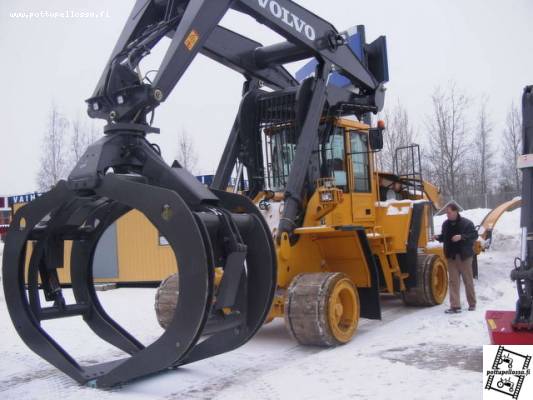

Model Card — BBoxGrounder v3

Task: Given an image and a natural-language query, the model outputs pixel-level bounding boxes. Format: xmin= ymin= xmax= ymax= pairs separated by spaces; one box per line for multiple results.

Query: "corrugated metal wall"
xmin=21 ymin=207 xmax=177 ymax=284
xmin=115 ymin=210 xmax=177 ymax=282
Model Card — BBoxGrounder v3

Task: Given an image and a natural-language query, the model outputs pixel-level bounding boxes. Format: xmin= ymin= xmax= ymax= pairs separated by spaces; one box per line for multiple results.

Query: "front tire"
xmin=284 ymin=272 xmax=360 ymax=346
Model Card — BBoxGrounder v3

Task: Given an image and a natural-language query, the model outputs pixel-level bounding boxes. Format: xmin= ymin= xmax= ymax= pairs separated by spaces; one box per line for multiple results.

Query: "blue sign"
xmin=8 ymin=192 xmax=42 ymax=206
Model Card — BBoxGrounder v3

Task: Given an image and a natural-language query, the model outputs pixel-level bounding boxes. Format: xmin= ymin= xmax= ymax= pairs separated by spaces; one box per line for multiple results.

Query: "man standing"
xmin=434 ymin=203 xmax=478 ymax=313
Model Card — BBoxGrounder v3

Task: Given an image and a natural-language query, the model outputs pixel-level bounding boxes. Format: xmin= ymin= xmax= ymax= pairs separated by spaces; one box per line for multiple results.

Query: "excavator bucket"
xmin=2 ymin=135 xmax=276 ymax=387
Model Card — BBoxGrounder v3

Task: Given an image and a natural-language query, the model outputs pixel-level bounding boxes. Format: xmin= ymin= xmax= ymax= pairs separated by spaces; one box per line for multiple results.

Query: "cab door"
xmin=347 ymin=129 xmax=376 ymax=225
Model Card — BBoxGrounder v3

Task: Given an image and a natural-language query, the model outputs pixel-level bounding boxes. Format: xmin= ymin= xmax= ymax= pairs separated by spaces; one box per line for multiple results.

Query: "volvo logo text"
xmin=258 ymin=0 xmax=316 ymax=41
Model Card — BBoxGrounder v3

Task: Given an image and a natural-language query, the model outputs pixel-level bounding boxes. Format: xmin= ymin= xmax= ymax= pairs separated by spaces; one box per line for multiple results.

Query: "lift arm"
xmin=234 ymin=0 xmax=377 ymax=89
xmin=199 ymin=26 xmax=299 ymax=90
xmin=86 ymin=0 xmax=385 ymax=127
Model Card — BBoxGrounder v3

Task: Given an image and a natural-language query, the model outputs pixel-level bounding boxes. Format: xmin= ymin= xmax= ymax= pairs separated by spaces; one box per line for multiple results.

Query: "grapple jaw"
xmin=2 ymin=133 xmax=276 ymax=387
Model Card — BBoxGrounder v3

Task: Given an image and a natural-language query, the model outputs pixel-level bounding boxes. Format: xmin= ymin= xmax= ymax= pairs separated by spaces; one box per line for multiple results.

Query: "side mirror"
xmin=369 ymin=127 xmax=384 ymax=151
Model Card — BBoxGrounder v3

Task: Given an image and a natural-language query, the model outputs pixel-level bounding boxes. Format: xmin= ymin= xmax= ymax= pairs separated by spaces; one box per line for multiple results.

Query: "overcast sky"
xmin=0 ymin=0 xmax=532 ymax=194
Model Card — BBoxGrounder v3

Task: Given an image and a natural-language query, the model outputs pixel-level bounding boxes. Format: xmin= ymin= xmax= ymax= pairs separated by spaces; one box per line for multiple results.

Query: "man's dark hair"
xmin=446 ymin=203 xmax=460 ymax=212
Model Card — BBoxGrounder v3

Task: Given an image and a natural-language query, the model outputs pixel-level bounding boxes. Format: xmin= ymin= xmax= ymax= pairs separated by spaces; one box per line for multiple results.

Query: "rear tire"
xmin=154 ymin=273 xmax=179 ymax=329
xmin=284 ymin=272 xmax=360 ymax=346
xmin=402 ymin=254 xmax=448 ymax=306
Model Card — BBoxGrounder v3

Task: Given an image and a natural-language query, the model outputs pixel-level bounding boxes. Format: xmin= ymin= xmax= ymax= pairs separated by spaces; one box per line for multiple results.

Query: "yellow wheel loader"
xmin=156 ymin=117 xmax=449 ymax=346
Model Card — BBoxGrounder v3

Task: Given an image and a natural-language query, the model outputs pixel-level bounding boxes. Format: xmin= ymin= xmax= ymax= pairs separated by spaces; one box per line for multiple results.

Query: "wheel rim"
xmin=327 ymin=278 xmax=359 ymax=343
xmin=431 ymin=257 xmax=448 ymax=304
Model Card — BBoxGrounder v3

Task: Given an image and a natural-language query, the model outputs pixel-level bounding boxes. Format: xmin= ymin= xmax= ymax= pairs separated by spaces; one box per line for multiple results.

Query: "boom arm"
xmin=86 ymin=0 xmax=386 ymax=127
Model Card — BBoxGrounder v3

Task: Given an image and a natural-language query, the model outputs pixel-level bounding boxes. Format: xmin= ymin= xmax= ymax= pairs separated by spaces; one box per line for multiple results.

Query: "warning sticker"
xmin=184 ymin=29 xmax=200 ymax=51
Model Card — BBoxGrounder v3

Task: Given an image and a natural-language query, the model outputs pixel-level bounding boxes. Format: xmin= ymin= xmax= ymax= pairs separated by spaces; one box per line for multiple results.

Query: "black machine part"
xmin=84 ymin=0 xmax=388 ymax=243
xmin=511 ymin=85 xmax=533 ymax=329
xmin=2 ymin=0 xmax=389 ymax=388
xmin=87 ymin=0 xmax=386 ymax=126
xmin=2 ymin=144 xmax=277 ymax=387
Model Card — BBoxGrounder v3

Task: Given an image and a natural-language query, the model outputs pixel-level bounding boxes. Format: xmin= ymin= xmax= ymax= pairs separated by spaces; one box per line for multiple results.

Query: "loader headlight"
xmin=320 ymin=191 xmax=334 ymax=202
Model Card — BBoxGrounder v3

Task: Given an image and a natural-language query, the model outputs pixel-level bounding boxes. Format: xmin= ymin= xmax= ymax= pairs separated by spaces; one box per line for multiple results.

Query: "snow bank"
xmin=489 ymin=208 xmax=521 ymax=251
xmin=433 ymin=208 xmax=522 ymax=252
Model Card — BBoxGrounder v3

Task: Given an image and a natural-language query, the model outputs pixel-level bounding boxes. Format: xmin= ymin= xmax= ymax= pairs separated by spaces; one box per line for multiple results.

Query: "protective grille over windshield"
xmin=259 ymin=92 xmax=297 ymax=191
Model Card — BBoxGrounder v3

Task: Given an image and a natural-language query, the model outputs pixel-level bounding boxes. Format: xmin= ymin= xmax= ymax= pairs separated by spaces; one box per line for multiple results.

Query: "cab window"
xmin=321 ymin=126 xmax=348 ymax=191
xmin=350 ymin=131 xmax=371 ymax=192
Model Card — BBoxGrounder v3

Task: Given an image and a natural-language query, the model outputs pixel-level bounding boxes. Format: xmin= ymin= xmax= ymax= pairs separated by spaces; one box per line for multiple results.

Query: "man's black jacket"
xmin=435 ymin=214 xmax=478 ymax=260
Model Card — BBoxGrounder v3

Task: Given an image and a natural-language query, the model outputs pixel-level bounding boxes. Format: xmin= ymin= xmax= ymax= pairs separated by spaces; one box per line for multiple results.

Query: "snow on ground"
xmin=0 ymin=209 xmax=523 ymax=399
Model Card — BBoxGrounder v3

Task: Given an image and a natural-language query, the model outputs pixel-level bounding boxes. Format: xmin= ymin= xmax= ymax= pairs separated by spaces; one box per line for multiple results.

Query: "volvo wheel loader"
xmin=157 ymin=120 xmax=449 ymax=346
xmin=2 ymin=0 xmax=447 ymax=387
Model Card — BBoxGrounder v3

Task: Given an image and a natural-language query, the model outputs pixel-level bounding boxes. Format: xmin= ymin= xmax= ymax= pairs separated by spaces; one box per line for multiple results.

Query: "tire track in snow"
xmin=163 ymin=297 xmax=422 ymax=399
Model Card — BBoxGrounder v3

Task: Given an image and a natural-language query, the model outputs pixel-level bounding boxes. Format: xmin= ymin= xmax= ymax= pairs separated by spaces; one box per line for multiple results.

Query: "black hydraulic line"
xmin=90 ymin=0 xmax=165 ymax=99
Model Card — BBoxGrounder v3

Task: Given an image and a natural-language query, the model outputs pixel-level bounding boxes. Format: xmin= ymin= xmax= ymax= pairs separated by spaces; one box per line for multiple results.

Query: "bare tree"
xmin=175 ymin=129 xmax=198 ymax=173
xmin=473 ymin=96 xmax=494 ymax=194
xmin=70 ymin=115 xmax=99 ymax=166
xmin=501 ymin=102 xmax=522 ymax=192
xmin=378 ymin=100 xmax=417 ymax=173
xmin=425 ymin=83 xmax=470 ymax=198
xmin=36 ymin=104 xmax=70 ymax=191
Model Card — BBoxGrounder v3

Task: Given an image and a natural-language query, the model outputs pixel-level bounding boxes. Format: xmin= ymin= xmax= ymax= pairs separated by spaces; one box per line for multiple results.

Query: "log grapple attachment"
xmin=2 ymin=132 xmax=276 ymax=387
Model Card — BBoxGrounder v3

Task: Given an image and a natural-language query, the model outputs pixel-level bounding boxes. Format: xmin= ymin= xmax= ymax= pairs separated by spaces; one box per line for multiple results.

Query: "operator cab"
xmin=261 ymin=118 xmax=382 ymax=225
xmin=263 ymin=118 xmax=374 ymax=196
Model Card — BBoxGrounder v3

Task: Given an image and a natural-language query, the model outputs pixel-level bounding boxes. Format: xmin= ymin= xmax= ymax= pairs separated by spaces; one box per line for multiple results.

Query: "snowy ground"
xmin=0 ymin=208 xmax=523 ymax=399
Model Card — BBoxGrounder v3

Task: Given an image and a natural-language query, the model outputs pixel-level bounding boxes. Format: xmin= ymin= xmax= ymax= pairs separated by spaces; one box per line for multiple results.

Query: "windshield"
xmin=264 ymin=123 xmax=355 ymax=193
xmin=321 ymin=126 xmax=348 ymax=191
